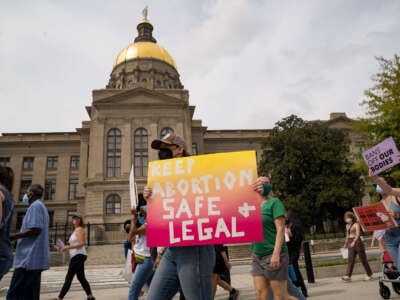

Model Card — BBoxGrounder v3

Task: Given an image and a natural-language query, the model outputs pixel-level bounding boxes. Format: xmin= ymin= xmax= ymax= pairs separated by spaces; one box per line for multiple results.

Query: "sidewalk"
xmin=0 ymin=263 xmax=393 ymax=299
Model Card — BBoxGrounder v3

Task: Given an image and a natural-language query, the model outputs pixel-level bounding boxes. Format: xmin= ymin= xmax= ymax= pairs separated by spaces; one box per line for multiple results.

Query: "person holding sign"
xmin=145 ymin=133 xmax=215 ymax=300
xmin=341 ymin=211 xmax=373 ymax=282
xmin=370 ymin=170 xmax=400 ymax=268
xmin=251 ymin=176 xmax=297 ymax=300
xmin=127 ymin=204 xmax=154 ymax=300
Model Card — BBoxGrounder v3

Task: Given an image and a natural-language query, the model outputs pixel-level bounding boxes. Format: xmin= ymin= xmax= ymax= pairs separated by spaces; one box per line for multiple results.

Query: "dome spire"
xmin=134 ymin=6 xmax=156 ymax=43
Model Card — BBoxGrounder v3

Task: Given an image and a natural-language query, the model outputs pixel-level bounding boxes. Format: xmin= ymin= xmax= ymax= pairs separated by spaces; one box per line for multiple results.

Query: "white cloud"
xmin=1 ymin=0 xmax=399 ymax=132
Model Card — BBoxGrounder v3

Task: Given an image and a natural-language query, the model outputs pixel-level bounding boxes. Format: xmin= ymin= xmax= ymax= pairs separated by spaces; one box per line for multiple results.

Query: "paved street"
xmin=0 ymin=263 xmax=396 ymax=299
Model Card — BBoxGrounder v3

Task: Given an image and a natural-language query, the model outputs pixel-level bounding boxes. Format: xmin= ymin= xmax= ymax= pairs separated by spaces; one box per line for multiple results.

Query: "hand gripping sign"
xmin=146 ymin=151 xmax=263 ymax=247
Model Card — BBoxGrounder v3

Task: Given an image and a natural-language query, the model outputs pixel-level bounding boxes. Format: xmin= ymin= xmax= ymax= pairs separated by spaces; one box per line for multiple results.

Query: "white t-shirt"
xmin=133 ymin=234 xmax=150 ymax=257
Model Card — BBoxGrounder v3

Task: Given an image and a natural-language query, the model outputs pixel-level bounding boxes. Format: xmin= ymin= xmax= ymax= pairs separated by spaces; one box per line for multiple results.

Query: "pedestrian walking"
xmin=341 ymin=211 xmax=373 ymax=282
xmin=56 ymin=214 xmax=95 ymax=300
xmin=370 ymin=170 xmax=400 ymax=269
xmin=7 ymin=184 xmax=50 ymax=300
xmin=212 ymin=244 xmax=239 ymax=299
xmin=145 ymin=132 xmax=215 ymax=300
xmin=0 ymin=166 xmax=14 ymax=281
xmin=251 ymin=175 xmax=297 ymax=300
xmin=128 ymin=204 xmax=154 ymax=300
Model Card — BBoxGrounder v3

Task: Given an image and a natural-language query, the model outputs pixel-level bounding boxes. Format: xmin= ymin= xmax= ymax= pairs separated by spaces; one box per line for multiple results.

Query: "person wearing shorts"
xmin=251 ymin=176 xmax=297 ymax=300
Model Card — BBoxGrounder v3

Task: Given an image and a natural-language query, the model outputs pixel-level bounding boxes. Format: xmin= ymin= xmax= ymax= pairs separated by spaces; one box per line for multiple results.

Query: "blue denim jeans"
xmin=7 ymin=268 xmax=42 ymax=300
xmin=128 ymin=256 xmax=154 ymax=300
xmin=385 ymin=227 xmax=400 ymax=268
xmin=124 ymin=240 xmax=132 ymax=259
xmin=147 ymin=245 xmax=215 ymax=300
xmin=0 ymin=256 xmax=12 ymax=281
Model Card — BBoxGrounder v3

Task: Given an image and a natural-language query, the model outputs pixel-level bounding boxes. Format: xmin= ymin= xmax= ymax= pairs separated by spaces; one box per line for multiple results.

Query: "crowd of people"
xmin=1 ymin=135 xmax=399 ymax=299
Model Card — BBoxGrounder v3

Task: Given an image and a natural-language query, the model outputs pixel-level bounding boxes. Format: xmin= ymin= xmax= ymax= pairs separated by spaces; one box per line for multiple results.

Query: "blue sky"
xmin=1 ymin=0 xmax=400 ymax=133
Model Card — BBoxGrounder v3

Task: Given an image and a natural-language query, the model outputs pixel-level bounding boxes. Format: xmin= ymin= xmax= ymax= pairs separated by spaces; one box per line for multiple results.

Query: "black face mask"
xmin=158 ymin=148 xmax=173 ymax=160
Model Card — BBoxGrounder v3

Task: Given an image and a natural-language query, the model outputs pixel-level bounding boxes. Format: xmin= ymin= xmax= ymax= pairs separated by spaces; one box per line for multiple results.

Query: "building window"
xmin=134 ymin=128 xmax=148 ymax=177
xmin=45 ymin=179 xmax=56 ymax=200
xmin=160 ymin=127 xmax=174 ymax=138
xmin=68 ymin=179 xmax=79 ymax=200
xmin=105 ymin=194 xmax=121 ymax=215
xmin=47 ymin=156 xmax=58 ymax=169
xmin=192 ymin=143 xmax=198 ymax=155
xmin=22 ymin=157 xmax=34 ymax=170
xmin=0 ymin=157 xmax=10 ymax=167
xmin=70 ymin=156 xmax=80 ymax=169
xmin=107 ymin=128 xmax=121 ymax=177
xmin=19 ymin=180 xmax=32 ymax=201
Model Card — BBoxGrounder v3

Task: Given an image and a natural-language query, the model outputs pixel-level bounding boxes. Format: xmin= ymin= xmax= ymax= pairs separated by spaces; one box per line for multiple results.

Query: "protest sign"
xmin=129 ymin=164 xmax=138 ymax=208
xmin=362 ymin=137 xmax=399 ymax=175
xmin=353 ymin=202 xmax=397 ymax=232
xmin=146 ymin=151 xmax=263 ymax=247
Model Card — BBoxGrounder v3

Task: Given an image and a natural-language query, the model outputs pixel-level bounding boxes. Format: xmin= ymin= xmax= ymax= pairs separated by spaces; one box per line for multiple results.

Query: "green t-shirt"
xmin=251 ymin=197 xmax=288 ymax=256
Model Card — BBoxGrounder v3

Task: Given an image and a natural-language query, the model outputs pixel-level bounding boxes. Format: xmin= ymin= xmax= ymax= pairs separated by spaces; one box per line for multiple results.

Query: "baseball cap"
xmin=72 ymin=214 xmax=82 ymax=220
xmin=151 ymin=132 xmax=190 ymax=155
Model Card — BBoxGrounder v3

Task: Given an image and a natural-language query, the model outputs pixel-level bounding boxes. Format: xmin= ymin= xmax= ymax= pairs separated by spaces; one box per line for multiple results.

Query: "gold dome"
xmin=113 ymin=41 xmax=177 ymax=70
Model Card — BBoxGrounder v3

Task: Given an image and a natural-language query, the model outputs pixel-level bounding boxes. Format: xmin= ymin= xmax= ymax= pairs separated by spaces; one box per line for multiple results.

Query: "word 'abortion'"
xmin=151 ymin=169 xmax=254 ymax=197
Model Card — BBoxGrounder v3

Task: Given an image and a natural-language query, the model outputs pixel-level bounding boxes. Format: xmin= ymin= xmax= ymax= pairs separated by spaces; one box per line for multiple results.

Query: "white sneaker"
xmin=342 ymin=276 xmax=351 ymax=282
xmin=364 ymin=275 xmax=373 ymax=281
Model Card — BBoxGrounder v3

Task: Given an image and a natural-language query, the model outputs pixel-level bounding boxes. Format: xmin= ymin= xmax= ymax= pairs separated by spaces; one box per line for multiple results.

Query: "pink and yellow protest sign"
xmin=146 ymin=151 xmax=263 ymax=247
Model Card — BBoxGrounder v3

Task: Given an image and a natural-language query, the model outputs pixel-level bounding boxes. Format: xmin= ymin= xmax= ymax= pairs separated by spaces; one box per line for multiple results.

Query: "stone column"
xmin=32 ymin=156 xmax=46 ymax=188
xmin=148 ymin=122 xmax=158 ymax=162
xmin=56 ymin=155 xmax=70 ymax=202
xmin=78 ymin=133 xmax=89 ymax=198
xmin=88 ymin=119 xmax=105 ymax=179
xmin=121 ymin=121 xmax=132 ymax=176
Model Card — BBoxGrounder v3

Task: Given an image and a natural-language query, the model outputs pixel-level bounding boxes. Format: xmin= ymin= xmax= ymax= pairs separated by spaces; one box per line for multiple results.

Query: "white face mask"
xmin=345 ymin=218 xmax=353 ymax=224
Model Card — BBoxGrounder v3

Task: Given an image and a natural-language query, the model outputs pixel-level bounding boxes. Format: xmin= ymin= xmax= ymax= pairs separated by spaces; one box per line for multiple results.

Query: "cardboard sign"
xmin=353 ymin=202 xmax=397 ymax=232
xmin=146 ymin=151 xmax=263 ymax=247
xmin=362 ymin=137 xmax=399 ymax=175
xmin=129 ymin=164 xmax=138 ymax=208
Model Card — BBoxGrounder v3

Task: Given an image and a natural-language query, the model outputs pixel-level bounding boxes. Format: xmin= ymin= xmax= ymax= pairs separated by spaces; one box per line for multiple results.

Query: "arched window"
xmin=134 ymin=128 xmax=148 ymax=177
xmin=160 ymin=127 xmax=174 ymax=138
xmin=105 ymin=194 xmax=121 ymax=215
xmin=106 ymin=128 xmax=121 ymax=177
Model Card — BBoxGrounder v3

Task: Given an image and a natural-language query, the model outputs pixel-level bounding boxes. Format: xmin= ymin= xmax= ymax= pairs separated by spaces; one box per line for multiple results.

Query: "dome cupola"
xmin=107 ymin=7 xmax=182 ymax=90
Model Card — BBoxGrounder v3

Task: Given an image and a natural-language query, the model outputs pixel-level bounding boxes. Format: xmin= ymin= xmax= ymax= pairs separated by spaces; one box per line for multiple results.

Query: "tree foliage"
xmin=259 ymin=115 xmax=363 ymax=230
xmin=356 ymin=54 xmax=400 ymax=179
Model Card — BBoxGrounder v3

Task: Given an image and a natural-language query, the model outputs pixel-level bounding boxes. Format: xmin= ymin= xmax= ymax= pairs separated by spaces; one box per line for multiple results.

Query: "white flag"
xmin=129 ymin=164 xmax=138 ymax=208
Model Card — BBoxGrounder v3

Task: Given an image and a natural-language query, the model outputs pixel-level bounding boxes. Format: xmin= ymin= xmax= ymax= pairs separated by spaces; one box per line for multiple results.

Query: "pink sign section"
xmin=146 ymin=151 xmax=264 ymax=247
xmin=362 ymin=137 xmax=399 ymax=175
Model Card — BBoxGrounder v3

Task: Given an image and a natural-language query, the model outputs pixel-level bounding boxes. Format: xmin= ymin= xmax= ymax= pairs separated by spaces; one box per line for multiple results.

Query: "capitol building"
xmin=0 ymin=15 xmax=359 ymax=230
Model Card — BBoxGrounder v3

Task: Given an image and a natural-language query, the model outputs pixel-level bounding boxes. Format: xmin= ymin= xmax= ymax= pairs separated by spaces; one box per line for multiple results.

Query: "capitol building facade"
xmin=0 ymin=16 xmax=359 ymax=230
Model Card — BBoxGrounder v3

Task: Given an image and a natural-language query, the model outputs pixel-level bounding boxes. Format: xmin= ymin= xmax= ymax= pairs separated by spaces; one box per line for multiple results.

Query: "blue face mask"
xmin=22 ymin=194 xmax=30 ymax=205
xmin=138 ymin=216 xmax=146 ymax=225
xmin=376 ymin=185 xmax=384 ymax=194
xmin=138 ymin=205 xmax=147 ymax=225
xmin=262 ymin=184 xmax=272 ymax=196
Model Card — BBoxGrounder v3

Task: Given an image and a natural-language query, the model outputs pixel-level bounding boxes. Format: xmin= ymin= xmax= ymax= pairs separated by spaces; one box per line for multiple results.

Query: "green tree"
xmin=356 ymin=54 xmax=400 ymax=180
xmin=259 ymin=115 xmax=363 ymax=231
xmin=359 ymin=55 xmax=400 ymax=144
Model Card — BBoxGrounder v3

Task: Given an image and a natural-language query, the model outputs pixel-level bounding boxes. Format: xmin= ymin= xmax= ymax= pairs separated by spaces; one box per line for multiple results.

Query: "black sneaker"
xmin=229 ymin=288 xmax=240 ymax=300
